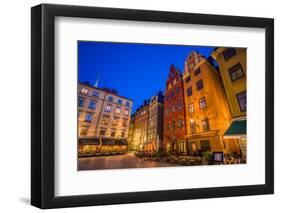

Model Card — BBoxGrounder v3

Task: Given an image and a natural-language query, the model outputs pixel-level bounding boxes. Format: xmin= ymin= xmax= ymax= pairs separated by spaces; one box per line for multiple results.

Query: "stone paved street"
xmin=78 ymin=152 xmax=176 ymax=170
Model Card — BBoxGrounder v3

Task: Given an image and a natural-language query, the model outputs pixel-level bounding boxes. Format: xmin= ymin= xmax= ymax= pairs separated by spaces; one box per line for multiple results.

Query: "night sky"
xmin=78 ymin=41 xmax=214 ymax=113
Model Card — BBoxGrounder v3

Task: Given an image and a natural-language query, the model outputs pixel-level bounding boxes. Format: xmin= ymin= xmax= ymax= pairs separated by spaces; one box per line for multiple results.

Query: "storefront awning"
xmin=79 ymin=138 xmax=128 ymax=146
xmin=79 ymin=138 xmax=100 ymax=145
xmin=224 ymin=120 xmax=246 ymax=136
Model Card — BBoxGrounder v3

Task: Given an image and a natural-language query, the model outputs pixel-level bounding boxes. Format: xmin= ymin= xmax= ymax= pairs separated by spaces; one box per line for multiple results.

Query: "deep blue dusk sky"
xmin=78 ymin=41 xmax=214 ymax=113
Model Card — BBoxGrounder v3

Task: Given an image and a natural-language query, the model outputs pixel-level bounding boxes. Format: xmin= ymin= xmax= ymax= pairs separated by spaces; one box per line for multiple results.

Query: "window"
xmin=178 ymin=119 xmax=183 ymax=128
xmin=122 ymin=118 xmax=128 ymax=127
xmin=195 ymin=68 xmax=200 ymax=76
xmin=79 ymin=98 xmax=84 ymax=107
xmin=175 ymin=86 xmax=179 ymax=93
xmin=113 ymin=117 xmax=119 ymax=126
xmin=101 ymin=115 xmax=110 ymax=125
xmin=187 ymin=87 xmax=192 ymax=97
xmin=88 ymin=101 xmax=96 ymax=109
xmin=80 ymin=129 xmax=88 ymax=136
xmin=108 ymin=96 xmax=114 ymax=102
xmin=172 ymin=120 xmax=176 ymax=130
xmin=200 ymin=140 xmax=211 ymax=152
xmin=173 ymin=79 xmax=177 ymax=85
xmin=236 ymin=91 xmax=246 ymax=112
xmin=121 ymin=132 xmax=125 ymax=138
xmin=196 ymin=79 xmax=203 ymax=91
xmin=202 ymin=118 xmax=210 ymax=131
xmin=92 ymin=91 xmax=99 ymax=97
xmin=171 ymin=91 xmax=175 ymax=97
xmin=111 ymin=131 xmax=116 ymax=137
xmin=99 ymin=129 xmax=106 ymax=136
xmin=223 ymin=48 xmax=236 ymax=60
xmin=199 ymin=97 xmax=207 ymax=109
xmin=125 ymin=101 xmax=130 ymax=107
xmin=188 ymin=103 xmax=194 ymax=114
xmin=185 ymin=75 xmax=191 ymax=83
xmin=104 ymin=104 xmax=112 ymax=112
xmin=228 ymin=63 xmax=245 ymax=82
xmin=141 ymin=110 xmax=146 ymax=116
xmin=117 ymin=99 xmax=122 ymax=105
xmin=84 ymin=114 xmax=92 ymax=122
xmin=172 ymin=104 xmax=175 ymax=112
xmin=80 ymin=88 xmax=88 ymax=95
xmin=177 ymin=101 xmax=183 ymax=110
xmin=190 ymin=121 xmax=196 ymax=134
xmin=189 ymin=63 xmax=194 ymax=69
xmin=124 ymin=108 xmax=129 ymax=115
xmin=115 ymin=106 xmax=121 ymax=114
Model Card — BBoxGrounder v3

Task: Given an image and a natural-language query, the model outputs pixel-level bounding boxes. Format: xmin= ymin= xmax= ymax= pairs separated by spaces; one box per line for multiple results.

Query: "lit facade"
xmin=130 ymin=101 xmax=150 ymax=151
xmin=147 ymin=93 xmax=164 ymax=152
xmin=212 ymin=48 xmax=247 ymax=158
xmin=78 ymin=82 xmax=133 ymax=155
xmin=128 ymin=92 xmax=164 ymax=152
xmin=182 ymin=52 xmax=238 ymax=155
xmin=163 ymin=65 xmax=186 ymax=154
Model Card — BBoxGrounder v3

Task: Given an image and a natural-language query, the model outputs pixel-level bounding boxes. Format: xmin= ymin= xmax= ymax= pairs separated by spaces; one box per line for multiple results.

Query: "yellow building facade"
xmin=212 ymin=48 xmax=247 ymax=158
xmin=182 ymin=52 xmax=240 ymax=155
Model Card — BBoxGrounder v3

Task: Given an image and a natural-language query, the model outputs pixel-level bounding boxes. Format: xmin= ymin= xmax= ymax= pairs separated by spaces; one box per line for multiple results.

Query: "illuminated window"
xmin=105 ymin=104 xmax=112 ymax=112
xmin=115 ymin=106 xmax=121 ymax=114
xmin=80 ymin=88 xmax=88 ymax=95
xmin=172 ymin=104 xmax=175 ymax=112
xmin=190 ymin=121 xmax=196 ymax=134
xmin=202 ymin=118 xmax=210 ymax=131
xmin=199 ymin=97 xmax=207 ymax=109
xmin=101 ymin=115 xmax=110 ymax=125
xmin=88 ymin=101 xmax=96 ymax=109
xmin=196 ymin=79 xmax=203 ymax=91
xmin=84 ymin=114 xmax=92 ymax=122
xmin=113 ymin=117 xmax=119 ymax=125
xmin=236 ymin=91 xmax=246 ymax=112
xmin=223 ymin=48 xmax=236 ymax=60
xmin=124 ymin=108 xmax=129 ymax=115
xmin=122 ymin=118 xmax=128 ymax=127
xmin=187 ymin=87 xmax=192 ymax=96
xmin=121 ymin=132 xmax=125 ymax=138
xmin=188 ymin=103 xmax=194 ymax=114
xmin=228 ymin=63 xmax=245 ymax=82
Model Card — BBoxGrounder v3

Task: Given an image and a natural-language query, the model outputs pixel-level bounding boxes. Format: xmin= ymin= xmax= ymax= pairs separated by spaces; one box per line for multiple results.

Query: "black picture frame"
xmin=31 ymin=3 xmax=274 ymax=209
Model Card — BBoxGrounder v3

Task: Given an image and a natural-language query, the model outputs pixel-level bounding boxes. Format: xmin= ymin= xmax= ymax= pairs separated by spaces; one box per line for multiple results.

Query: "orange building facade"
xmin=182 ymin=52 xmax=240 ymax=155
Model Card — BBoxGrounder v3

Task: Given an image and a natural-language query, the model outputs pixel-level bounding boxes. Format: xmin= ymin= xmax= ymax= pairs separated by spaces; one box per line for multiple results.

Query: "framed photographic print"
xmin=31 ymin=4 xmax=274 ymax=209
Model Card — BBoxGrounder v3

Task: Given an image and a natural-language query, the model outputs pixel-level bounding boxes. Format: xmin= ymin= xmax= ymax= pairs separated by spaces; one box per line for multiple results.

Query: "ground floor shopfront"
xmin=78 ymin=137 xmax=128 ymax=156
xmin=164 ymin=131 xmax=242 ymax=156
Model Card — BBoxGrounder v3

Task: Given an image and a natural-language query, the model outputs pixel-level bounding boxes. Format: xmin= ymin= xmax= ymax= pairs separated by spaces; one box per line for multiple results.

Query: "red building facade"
xmin=163 ymin=65 xmax=187 ymax=154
